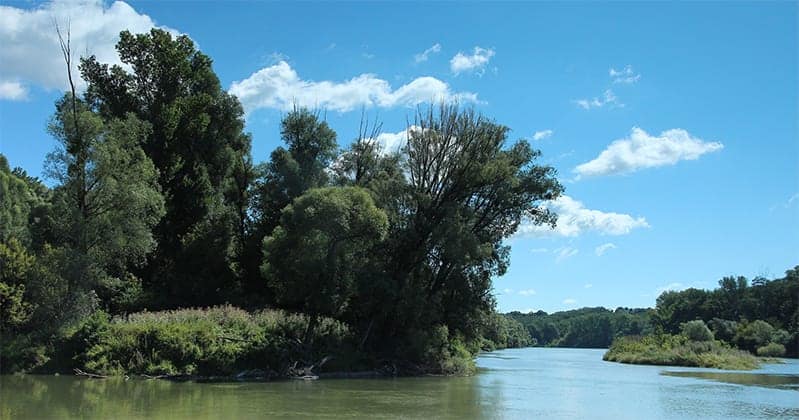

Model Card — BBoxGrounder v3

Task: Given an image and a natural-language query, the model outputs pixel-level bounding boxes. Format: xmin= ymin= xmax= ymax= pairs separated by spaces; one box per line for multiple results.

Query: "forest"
xmin=0 ymin=29 xmax=563 ymax=377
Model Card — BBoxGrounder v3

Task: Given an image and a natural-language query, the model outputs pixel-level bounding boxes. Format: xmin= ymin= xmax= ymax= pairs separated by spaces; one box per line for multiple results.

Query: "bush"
xmin=603 ymin=334 xmax=759 ymax=370
xmin=756 ymin=342 xmax=786 ymax=357
xmin=66 ymin=306 xmax=356 ymax=376
xmin=681 ymin=320 xmax=714 ymax=342
xmin=734 ymin=320 xmax=775 ymax=352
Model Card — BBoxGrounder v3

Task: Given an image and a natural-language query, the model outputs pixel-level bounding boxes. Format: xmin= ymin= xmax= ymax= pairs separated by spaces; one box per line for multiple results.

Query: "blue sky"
xmin=1 ymin=1 xmax=797 ymax=313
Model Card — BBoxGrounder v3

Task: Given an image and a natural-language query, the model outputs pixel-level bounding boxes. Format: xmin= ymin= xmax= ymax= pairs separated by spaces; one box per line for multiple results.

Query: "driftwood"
xmin=73 ymin=368 xmax=108 ymax=379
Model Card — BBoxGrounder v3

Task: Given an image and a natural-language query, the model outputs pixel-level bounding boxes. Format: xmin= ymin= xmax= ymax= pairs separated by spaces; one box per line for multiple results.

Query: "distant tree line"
xmin=0 ymin=29 xmax=563 ymax=374
xmin=506 ymin=307 xmax=652 ymax=348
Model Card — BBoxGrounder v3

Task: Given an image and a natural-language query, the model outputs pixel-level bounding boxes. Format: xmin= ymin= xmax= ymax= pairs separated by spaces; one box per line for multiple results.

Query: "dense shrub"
xmin=756 ymin=342 xmax=786 ymax=357
xmin=681 ymin=320 xmax=714 ymax=342
xmin=603 ymin=334 xmax=759 ymax=370
xmin=66 ymin=306 xmax=355 ymax=376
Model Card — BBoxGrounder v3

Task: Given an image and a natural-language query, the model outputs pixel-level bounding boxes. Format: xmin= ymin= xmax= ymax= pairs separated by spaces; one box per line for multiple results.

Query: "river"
xmin=1 ymin=348 xmax=797 ymax=419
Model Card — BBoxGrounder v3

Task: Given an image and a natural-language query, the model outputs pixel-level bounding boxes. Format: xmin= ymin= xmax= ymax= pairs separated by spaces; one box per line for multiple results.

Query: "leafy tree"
xmin=262 ymin=187 xmax=388 ymax=338
xmin=356 ymin=105 xmax=564 ymax=358
xmin=245 ymin=108 xmax=338 ymax=300
xmin=734 ymin=320 xmax=775 ymax=352
xmin=681 ymin=320 xmax=714 ymax=342
xmin=45 ymin=94 xmax=165 ymax=313
xmin=80 ymin=28 xmax=251 ymax=306
xmin=0 ymin=238 xmax=35 ymax=333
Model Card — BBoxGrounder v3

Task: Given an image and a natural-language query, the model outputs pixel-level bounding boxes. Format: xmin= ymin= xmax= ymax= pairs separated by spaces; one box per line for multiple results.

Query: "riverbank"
xmin=3 ymin=305 xmax=490 ymax=378
xmin=602 ymin=334 xmax=760 ymax=370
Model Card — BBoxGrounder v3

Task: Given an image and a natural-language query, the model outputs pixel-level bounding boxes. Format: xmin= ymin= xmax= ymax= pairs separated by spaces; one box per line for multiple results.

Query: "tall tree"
xmin=340 ymin=105 xmax=563 ymax=358
xmin=244 ymin=108 xmax=338 ymax=300
xmin=45 ymin=94 xmax=165 ymax=313
xmin=79 ymin=29 xmax=252 ymax=306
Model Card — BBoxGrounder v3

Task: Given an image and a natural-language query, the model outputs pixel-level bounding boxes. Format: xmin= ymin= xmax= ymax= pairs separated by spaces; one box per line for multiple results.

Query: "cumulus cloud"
xmin=555 ymin=247 xmax=579 ymax=263
xmin=414 ymin=43 xmax=441 ymax=63
xmin=574 ymin=127 xmax=723 ymax=177
xmin=450 ymin=46 xmax=495 ymax=75
xmin=595 ymin=242 xmax=617 ymax=256
xmin=584 ymin=283 xmax=593 ymax=289
xmin=0 ymin=80 xmax=27 ymax=101
xmin=0 ymin=0 xmax=176 ymax=93
xmin=515 ymin=195 xmax=649 ymax=238
xmin=609 ymin=65 xmax=640 ymax=84
xmin=369 ymin=125 xmax=424 ymax=155
xmin=574 ymin=89 xmax=622 ymax=110
xmin=563 ymin=298 xmax=578 ymax=306
xmin=533 ymin=129 xmax=553 ymax=141
xmin=501 ymin=288 xmax=514 ymax=295
xmin=518 ymin=289 xmax=537 ymax=296
xmin=229 ymin=61 xmax=477 ymax=114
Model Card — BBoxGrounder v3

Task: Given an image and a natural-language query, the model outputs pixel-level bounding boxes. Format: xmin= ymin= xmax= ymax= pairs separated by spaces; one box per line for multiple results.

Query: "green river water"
xmin=1 ymin=348 xmax=797 ymax=419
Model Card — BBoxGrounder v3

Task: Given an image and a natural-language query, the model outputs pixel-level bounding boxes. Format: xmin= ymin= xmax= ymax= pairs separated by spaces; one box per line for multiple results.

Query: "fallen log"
xmin=73 ymin=368 xmax=108 ymax=379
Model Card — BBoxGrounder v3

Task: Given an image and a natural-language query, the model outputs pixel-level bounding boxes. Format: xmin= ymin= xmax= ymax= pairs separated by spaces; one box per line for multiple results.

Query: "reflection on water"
xmin=661 ymin=370 xmax=799 ymax=391
xmin=1 ymin=348 xmax=798 ymax=419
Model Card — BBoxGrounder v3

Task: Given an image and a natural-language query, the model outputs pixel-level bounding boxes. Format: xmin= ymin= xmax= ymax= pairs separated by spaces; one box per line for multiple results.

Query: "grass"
xmin=603 ymin=334 xmax=760 ymax=370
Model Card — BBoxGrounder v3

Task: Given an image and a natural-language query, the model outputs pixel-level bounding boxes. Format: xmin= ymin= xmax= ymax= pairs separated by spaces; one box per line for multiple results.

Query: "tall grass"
xmin=65 ymin=305 xmax=355 ymax=377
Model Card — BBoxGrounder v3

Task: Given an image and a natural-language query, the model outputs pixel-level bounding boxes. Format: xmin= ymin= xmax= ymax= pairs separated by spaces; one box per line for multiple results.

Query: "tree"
xmin=350 ymin=105 xmax=563 ymax=358
xmin=245 ymin=108 xmax=338 ymax=299
xmin=80 ymin=28 xmax=251 ymax=306
xmin=681 ymin=320 xmax=714 ymax=342
xmin=261 ymin=187 xmax=387 ymax=339
xmin=44 ymin=94 xmax=165 ymax=312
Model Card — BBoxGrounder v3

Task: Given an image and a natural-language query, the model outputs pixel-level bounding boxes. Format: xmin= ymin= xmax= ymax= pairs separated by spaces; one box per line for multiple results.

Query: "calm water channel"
xmin=1 ymin=348 xmax=797 ymax=419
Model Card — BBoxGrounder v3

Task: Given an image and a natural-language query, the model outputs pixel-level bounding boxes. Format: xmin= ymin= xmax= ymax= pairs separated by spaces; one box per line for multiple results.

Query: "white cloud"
xmin=595 ymin=242 xmax=617 ymax=256
xmin=450 ymin=46 xmax=495 ymax=75
xmin=501 ymin=288 xmax=514 ymax=295
xmin=0 ymin=0 xmax=177 ymax=93
xmin=365 ymin=125 xmax=425 ymax=155
xmin=574 ymin=127 xmax=723 ymax=177
xmin=533 ymin=129 xmax=553 ymax=141
xmin=414 ymin=43 xmax=441 ymax=63
xmin=654 ymin=282 xmax=687 ymax=297
xmin=0 ymin=80 xmax=27 ymax=101
xmin=515 ymin=195 xmax=649 ymax=238
xmin=609 ymin=65 xmax=641 ymax=84
xmin=518 ymin=289 xmax=537 ymax=296
xmin=574 ymin=89 xmax=622 ymax=110
xmin=584 ymin=283 xmax=593 ymax=289
xmin=229 ymin=61 xmax=478 ymax=114
xmin=555 ymin=246 xmax=579 ymax=263
xmin=563 ymin=298 xmax=578 ymax=306
xmin=530 ymin=247 xmax=549 ymax=254
xmin=787 ymin=193 xmax=799 ymax=207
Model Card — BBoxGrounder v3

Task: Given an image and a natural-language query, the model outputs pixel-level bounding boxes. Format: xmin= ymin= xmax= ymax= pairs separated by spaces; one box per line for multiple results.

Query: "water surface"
xmin=1 ymin=348 xmax=797 ymax=419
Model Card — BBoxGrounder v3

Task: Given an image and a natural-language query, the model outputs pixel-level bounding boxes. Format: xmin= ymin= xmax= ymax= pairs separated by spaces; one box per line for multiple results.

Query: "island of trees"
xmin=1 ymin=28 xmax=795 ymax=378
xmin=0 ymin=29 xmax=563 ymax=378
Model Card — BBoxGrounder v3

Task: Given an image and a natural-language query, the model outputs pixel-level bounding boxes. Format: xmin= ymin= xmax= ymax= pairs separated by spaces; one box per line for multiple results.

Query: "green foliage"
xmin=480 ymin=313 xmax=534 ymax=350
xmin=262 ymin=187 xmax=388 ymax=322
xmin=0 ymin=238 xmax=35 ymax=332
xmin=67 ymin=306 xmax=354 ymax=376
xmin=651 ymin=267 xmax=799 ymax=357
xmin=245 ymin=108 xmax=338 ymax=301
xmin=756 ymin=342 xmax=786 ymax=357
xmin=733 ymin=320 xmax=776 ymax=353
xmin=507 ymin=307 xmax=652 ymax=348
xmin=80 ymin=28 xmax=252 ymax=307
xmin=681 ymin=320 xmax=714 ymax=342
xmin=44 ymin=95 xmax=164 ymax=313
xmin=603 ymin=334 xmax=759 ymax=370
